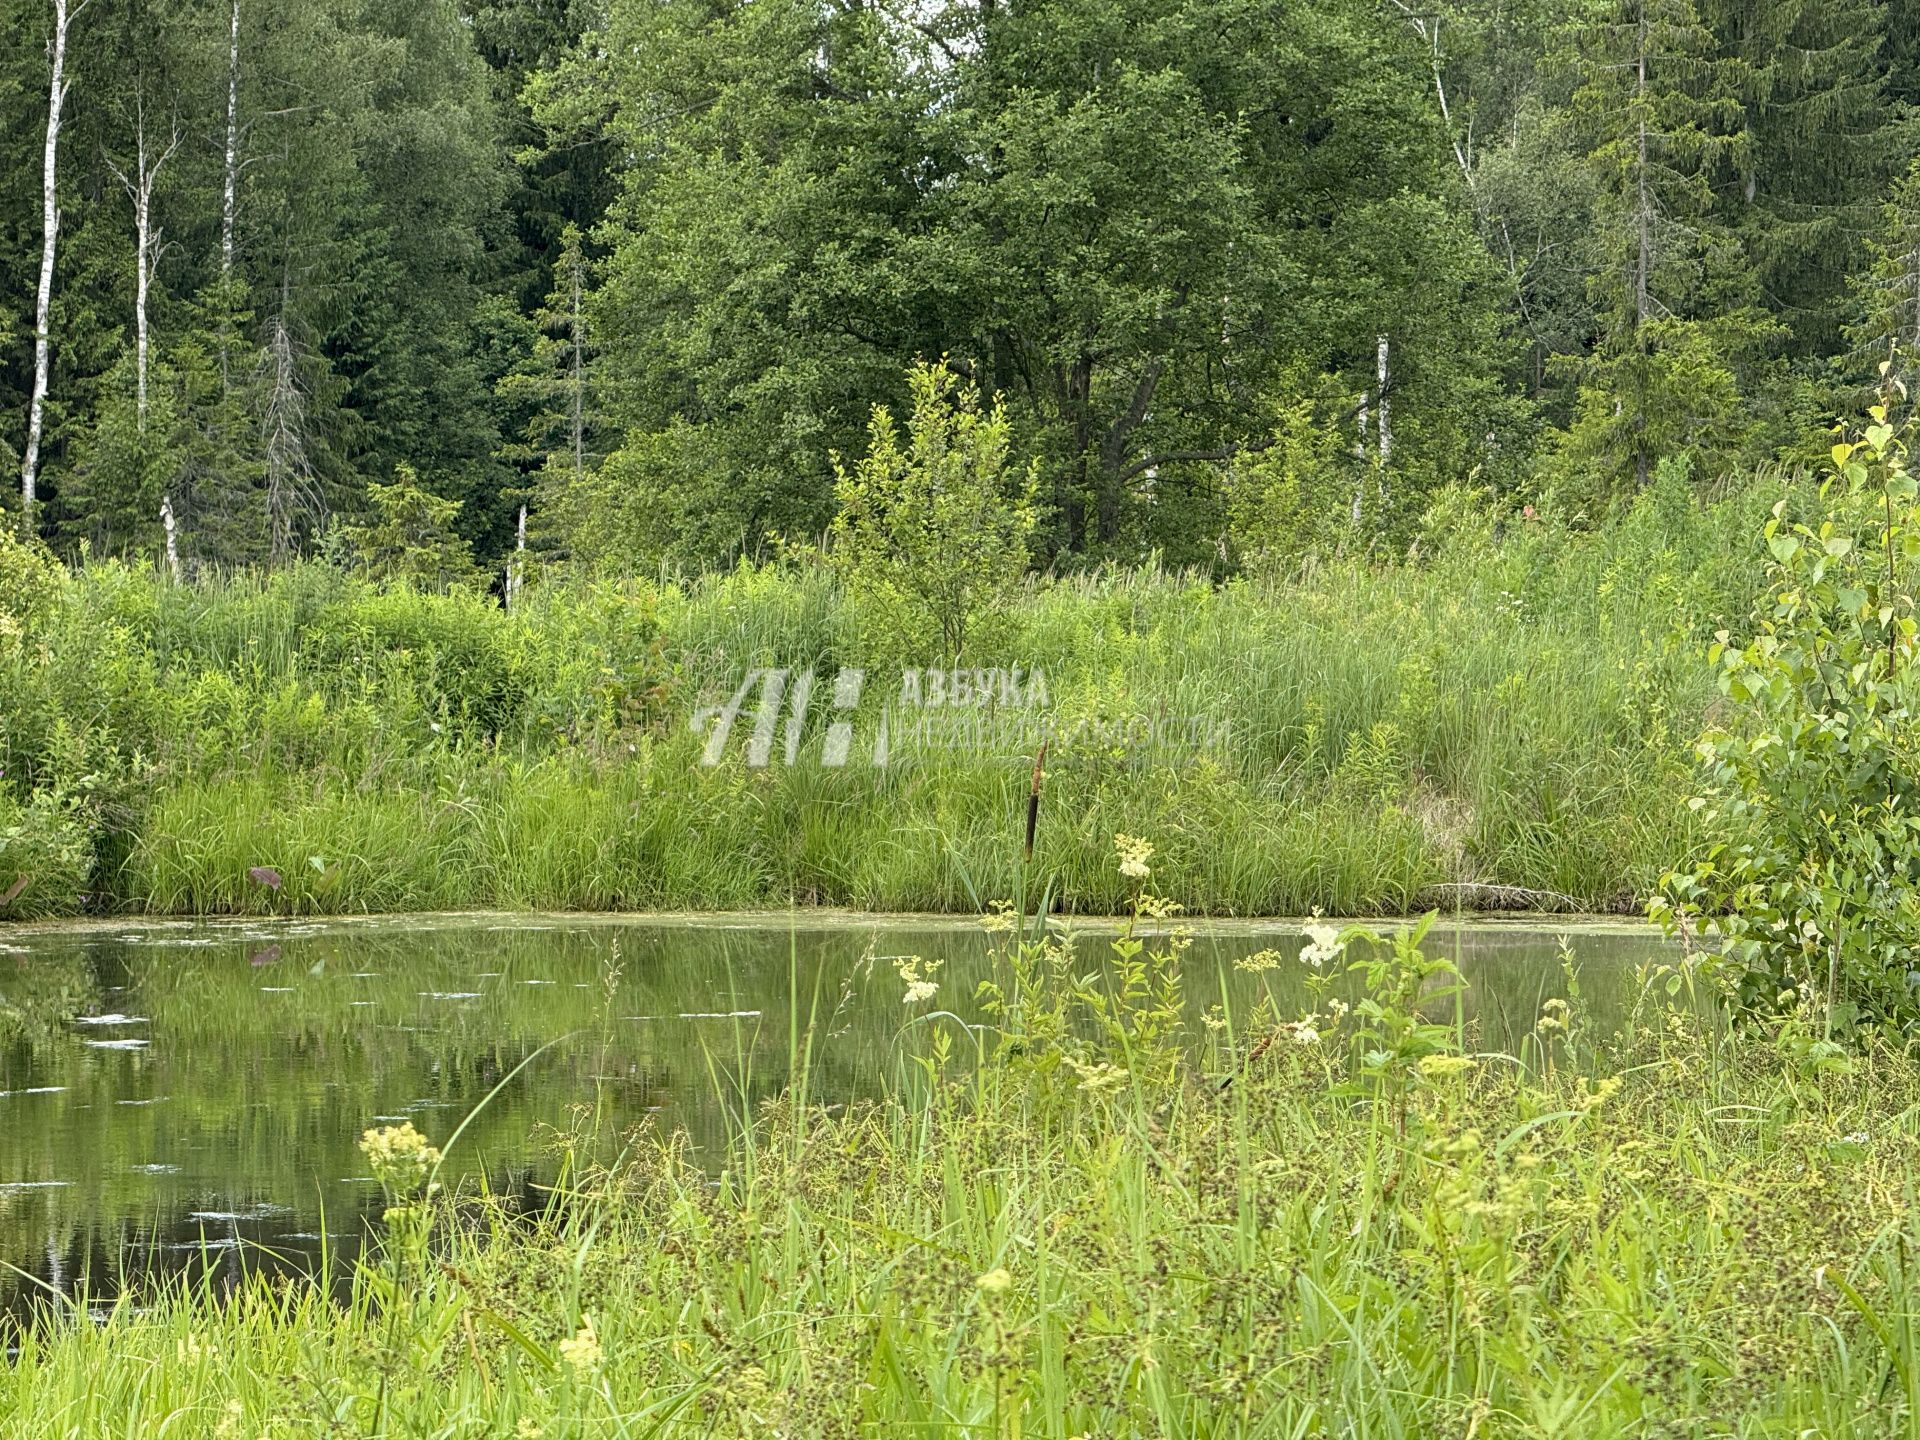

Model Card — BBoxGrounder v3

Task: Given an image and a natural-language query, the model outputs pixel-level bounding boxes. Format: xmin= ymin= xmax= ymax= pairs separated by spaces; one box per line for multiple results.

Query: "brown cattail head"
xmin=1024 ymin=741 xmax=1047 ymax=862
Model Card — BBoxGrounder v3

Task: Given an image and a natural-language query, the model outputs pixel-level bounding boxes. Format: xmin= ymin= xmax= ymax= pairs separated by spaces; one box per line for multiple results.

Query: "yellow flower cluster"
xmin=893 ymin=953 xmax=942 ymax=1005
xmin=359 ymin=1121 xmax=442 ymax=1199
xmin=558 ymin=1316 xmax=603 ymax=1374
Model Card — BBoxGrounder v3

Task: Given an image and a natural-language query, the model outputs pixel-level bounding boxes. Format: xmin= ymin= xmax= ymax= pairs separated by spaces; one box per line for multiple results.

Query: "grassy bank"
xmin=4 ymin=912 xmax=1918 ymax=1435
xmin=0 ymin=474 xmax=1770 ymax=920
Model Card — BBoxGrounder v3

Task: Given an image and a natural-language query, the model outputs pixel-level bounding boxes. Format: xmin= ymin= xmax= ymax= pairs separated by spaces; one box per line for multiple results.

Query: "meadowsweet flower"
xmin=892 ymin=954 xmax=941 ymax=1005
xmin=359 ymin=1121 xmax=441 ymax=1199
xmin=975 ymin=1267 xmax=1012 ymax=1294
xmin=1418 ymin=1054 xmax=1476 ymax=1079
xmin=1234 ymin=948 xmax=1283 ymax=973
xmin=1279 ymin=1019 xmax=1321 ymax=1046
xmin=1299 ymin=911 xmax=1345 ymax=969
xmin=1113 ymin=833 xmax=1154 ymax=882
xmin=1066 ymin=1056 xmax=1130 ymax=1093
xmin=981 ymin=899 xmax=1018 ymax=935
xmin=559 ymin=1316 xmax=603 ymax=1374
xmin=515 ymin=1420 xmax=543 ymax=1439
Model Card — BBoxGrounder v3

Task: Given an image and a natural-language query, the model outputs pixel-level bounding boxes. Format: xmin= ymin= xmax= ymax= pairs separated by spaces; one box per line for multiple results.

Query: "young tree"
xmin=829 ymin=362 xmax=1039 ymax=657
xmin=497 ymin=224 xmax=599 ymax=514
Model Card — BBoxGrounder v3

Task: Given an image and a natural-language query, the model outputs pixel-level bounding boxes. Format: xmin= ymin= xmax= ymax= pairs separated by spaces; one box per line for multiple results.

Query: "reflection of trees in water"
xmin=0 ymin=946 xmax=100 ymax=1054
xmin=0 ymin=918 xmax=1679 ymax=1317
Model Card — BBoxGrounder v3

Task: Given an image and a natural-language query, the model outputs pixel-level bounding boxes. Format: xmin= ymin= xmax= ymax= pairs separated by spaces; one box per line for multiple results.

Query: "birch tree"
xmin=21 ymin=0 xmax=87 ymax=513
xmin=105 ymin=90 xmax=179 ymax=432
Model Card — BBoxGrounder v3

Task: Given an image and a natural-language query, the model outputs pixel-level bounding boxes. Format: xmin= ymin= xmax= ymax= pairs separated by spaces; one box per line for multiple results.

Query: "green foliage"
xmin=829 ymin=363 xmax=1039 ymax=658
xmin=338 ymin=466 xmax=483 ymax=592
xmin=1223 ymin=379 xmax=1358 ymax=566
xmin=1655 ymin=394 xmax=1920 ymax=1028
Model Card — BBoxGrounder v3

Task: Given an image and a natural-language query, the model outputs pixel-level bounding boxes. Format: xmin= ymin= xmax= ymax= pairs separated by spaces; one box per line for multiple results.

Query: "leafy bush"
xmin=829 ymin=361 xmax=1039 ymax=658
xmin=1654 ymin=396 xmax=1920 ymax=1029
xmin=0 ymin=787 xmax=94 ymax=918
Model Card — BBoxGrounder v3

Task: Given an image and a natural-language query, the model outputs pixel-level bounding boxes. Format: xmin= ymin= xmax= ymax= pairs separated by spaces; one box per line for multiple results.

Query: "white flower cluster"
xmin=893 ymin=953 xmax=942 ymax=1005
xmin=1113 ymin=833 xmax=1154 ymax=882
xmin=1300 ymin=913 xmax=1346 ymax=969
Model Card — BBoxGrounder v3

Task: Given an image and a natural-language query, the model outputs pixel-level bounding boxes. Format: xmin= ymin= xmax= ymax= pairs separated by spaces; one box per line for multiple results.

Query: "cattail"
xmin=1024 ymin=741 xmax=1047 ymax=861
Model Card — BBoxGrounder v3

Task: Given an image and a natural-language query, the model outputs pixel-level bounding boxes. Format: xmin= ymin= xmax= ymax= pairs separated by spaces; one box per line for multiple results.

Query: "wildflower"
xmin=1113 ymin=833 xmax=1154 ymax=882
xmin=892 ymin=954 xmax=941 ymax=1005
xmin=1066 ymin=1056 xmax=1130 ymax=1093
xmin=975 ymin=1267 xmax=1012 ymax=1294
xmin=1279 ymin=1019 xmax=1321 ymax=1046
xmin=359 ymin=1121 xmax=441 ymax=1199
xmin=981 ymin=899 xmax=1018 ymax=935
xmin=558 ymin=1315 xmax=603 ymax=1374
xmin=1234 ymin=948 xmax=1282 ymax=973
xmin=1418 ymin=1054 xmax=1476 ymax=1079
xmin=1576 ymin=1075 xmax=1623 ymax=1111
xmin=1843 ymin=1130 xmax=1870 ymax=1146
xmin=1299 ymin=911 xmax=1345 ymax=969
xmin=516 ymin=1421 xmax=543 ymax=1439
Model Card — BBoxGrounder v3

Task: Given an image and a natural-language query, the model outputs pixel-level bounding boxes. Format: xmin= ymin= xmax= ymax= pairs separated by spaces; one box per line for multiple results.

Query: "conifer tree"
xmin=1553 ymin=0 xmax=1774 ymax=489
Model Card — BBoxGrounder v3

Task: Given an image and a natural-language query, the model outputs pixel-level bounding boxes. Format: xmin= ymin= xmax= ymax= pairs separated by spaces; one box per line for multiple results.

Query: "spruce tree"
xmin=1553 ymin=0 xmax=1775 ymax=490
xmin=1700 ymin=0 xmax=1911 ymax=358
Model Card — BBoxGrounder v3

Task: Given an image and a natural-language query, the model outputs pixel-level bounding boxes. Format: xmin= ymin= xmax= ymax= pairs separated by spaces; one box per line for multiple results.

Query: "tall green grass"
xmin=0 ymin=473 xmax=1775 ymax=918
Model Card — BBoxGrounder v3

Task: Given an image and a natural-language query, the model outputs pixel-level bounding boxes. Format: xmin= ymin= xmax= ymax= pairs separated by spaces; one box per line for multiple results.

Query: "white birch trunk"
xmin=111 ymin=99 xmax=178 ymax=433
xmin=1375 ymin=335 xmax=1391 ymax=466
xmin=23 ymin=0 xmax=82 ymax=512
xmin=569 ymin=253 xmax=586 ymax=486
xmin=160 ymin=493 xmax=179 ymax=581
xmin=221 ymin=0 xmax=239 ymax=279
xmin=506 ymin=502 xmax=527 ymax=608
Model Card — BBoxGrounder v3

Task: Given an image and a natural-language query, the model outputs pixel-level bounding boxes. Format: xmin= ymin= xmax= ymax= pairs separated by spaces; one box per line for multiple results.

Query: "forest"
xmin=5 ymin=0 xmax=1920 ymax=574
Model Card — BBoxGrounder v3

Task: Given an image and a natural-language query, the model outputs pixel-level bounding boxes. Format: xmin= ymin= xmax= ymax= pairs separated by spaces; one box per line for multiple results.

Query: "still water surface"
xmin=0 ymin=911 xmax=1675 ymax=1319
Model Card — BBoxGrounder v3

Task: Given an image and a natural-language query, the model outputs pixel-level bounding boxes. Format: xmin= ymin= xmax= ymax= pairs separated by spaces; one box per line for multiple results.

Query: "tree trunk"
xmin=222 ymin=0 xmax=240 ymax=280
xmin=23 ymin=0 xmax=81 ymax=513
xmin=1375 ymin=335 xmax=1392 ymax=466
xmin=1633 ymin=7 xmax=1651 ymax=490
xmin=110 ymin=95 xmax=179 ymax=433
xmin=160 ymin=493 xmax=180 ymax=581
xmin=569 ymin=251 xmax=585 ymax=486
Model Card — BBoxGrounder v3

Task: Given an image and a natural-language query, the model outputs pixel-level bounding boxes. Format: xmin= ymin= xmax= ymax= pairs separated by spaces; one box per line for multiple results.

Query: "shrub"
xmin=829 ymin=361 xmax=1039 ymax=658
xmin=1654 ymin=393 xmax=1920 ymax=1030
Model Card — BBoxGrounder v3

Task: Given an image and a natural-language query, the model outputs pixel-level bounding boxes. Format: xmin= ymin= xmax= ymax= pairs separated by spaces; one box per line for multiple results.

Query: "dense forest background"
xmin=5 ymin=0 xmax=1920 ymax=577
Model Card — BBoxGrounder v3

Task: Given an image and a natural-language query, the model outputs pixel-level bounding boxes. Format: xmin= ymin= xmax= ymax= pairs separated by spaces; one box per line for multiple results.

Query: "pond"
xmin=0 ymin=911 xmax=1678 ymax=1322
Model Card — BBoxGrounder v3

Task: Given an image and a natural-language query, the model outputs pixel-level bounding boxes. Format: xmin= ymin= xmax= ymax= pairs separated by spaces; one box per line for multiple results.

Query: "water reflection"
xmin=0 ymin=912 xmax=1676 ymax=1320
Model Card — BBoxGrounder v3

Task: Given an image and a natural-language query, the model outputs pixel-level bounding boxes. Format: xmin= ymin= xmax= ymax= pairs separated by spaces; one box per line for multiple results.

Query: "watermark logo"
xmin=693 ymin=663 xmax=1227 ymax=768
